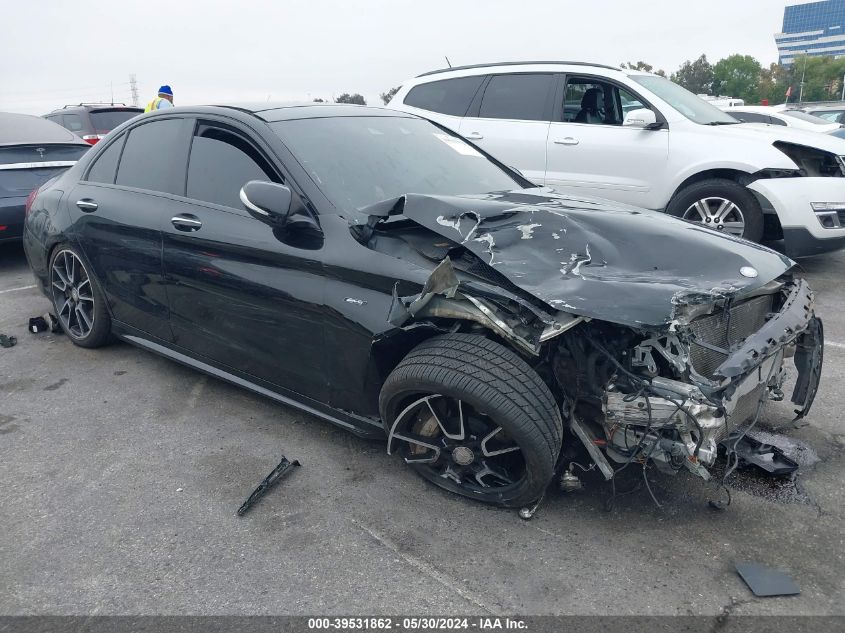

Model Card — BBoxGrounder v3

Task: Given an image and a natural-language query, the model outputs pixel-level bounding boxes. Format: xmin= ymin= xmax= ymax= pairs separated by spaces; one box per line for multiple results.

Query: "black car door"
xmin=161 ymin=118 xmax=328 ymax=402
xmin=68 ymin=116 xmax=193 ymax=341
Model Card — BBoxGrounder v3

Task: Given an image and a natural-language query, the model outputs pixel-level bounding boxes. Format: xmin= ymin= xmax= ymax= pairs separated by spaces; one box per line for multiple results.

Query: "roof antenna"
xmin=445 ymin=56 xmax=452 ymax=68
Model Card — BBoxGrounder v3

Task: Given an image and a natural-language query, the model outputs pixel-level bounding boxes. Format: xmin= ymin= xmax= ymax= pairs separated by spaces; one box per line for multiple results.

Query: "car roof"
xmin=0 ymin=111 xmax=88 ymax=146
xmin=415 ymin=60 xmax=622 ymax=78
xmin=207 ymin=102 xmax=417 ymax=122
xmin=46 ymin=104 xmax=143 ymax=114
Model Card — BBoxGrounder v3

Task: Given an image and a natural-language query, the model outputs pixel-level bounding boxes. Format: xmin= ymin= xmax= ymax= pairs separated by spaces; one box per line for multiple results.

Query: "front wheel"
xmin=379 ymin=333 xmax=563 ymax=507
xmin=666 ymin=178 xmax=764 ymax=243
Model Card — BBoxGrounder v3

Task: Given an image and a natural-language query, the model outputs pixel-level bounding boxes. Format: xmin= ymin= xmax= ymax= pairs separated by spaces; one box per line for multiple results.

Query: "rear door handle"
xmin=76 ymin=199 xmax=98 ymax=212
xmin=465 ymin=132 xmax=483 ymax=140
xmin=171 ymin=214 xmax=202 ymax=231
xmin=553 ymin=137 xmax=580 ymax=145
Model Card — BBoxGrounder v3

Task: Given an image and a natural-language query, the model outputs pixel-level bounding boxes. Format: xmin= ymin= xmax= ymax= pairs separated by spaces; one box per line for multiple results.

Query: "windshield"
xmin=629 ymin=75 xmax=739 ymax=125
xmin=783 ymin=109 xmax=835 ymax=125
xmin=272 ymin=116 xmax=521 ymax=212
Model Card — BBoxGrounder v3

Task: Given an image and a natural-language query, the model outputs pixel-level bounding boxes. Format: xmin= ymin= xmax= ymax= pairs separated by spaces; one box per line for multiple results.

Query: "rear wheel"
xmin=666 ymin=178 xmax=764 ymax=243
xmin=49 ymin=245 xmax=111 ymax=348
xmin=379 ymin=333 xmax=562 ymax=507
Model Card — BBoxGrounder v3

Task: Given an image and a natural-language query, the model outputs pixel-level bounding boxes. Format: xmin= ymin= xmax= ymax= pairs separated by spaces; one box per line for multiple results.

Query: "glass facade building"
xmin=776 ymin=0 xmax=845 ymax=65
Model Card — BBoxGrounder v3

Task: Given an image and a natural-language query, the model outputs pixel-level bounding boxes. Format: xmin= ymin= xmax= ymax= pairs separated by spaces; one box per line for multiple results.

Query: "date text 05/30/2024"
xmin=307 ymin=617 xmax=528 ymax=630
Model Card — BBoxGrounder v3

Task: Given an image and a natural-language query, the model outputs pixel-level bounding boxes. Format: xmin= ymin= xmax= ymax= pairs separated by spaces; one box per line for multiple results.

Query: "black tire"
xmin=379 ymin=333 xmax=562 ymax=508
xmin=48 ymin=244 xmax=112 ymax=348
xmin=666 ymin=178 xmax=764 ymax=243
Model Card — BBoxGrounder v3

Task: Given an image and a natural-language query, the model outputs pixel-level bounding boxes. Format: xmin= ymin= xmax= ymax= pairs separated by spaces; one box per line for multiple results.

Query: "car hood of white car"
xmin=711 ymin=122 xmax=845 ymax=153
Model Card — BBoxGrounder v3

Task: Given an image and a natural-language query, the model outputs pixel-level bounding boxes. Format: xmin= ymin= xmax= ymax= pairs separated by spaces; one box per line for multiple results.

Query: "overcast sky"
xmin=2 ymin=0 xmax=790 ymax=114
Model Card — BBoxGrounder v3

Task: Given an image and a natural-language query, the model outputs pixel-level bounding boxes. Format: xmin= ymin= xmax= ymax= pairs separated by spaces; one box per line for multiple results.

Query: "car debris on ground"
xmin=237 ymin=456 xmax=301 ymax=516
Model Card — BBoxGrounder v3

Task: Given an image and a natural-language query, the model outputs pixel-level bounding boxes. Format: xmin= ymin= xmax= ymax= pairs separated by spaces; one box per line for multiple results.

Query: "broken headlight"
xmin=773 ymin=141 xmax=845 ymax=177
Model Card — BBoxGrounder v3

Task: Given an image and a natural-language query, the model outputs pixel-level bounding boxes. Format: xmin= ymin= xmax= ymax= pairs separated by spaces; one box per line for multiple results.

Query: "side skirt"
xmin=113 ymin=324 xmax=385 ymax=440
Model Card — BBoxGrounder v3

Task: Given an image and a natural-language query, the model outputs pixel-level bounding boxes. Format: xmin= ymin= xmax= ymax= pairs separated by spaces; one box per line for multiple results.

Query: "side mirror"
xmin=623 ymin=108 xmax=658 ymax=129
xmin=240 ymin=180 xmax=292 ymax=226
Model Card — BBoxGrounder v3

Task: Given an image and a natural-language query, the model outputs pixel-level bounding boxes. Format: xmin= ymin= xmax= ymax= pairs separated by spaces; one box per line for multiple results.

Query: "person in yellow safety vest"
xmin=144 ymin=85 xmax=174 ymax=112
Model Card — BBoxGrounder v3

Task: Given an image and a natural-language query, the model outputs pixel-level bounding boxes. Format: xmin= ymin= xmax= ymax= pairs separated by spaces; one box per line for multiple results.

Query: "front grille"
xmin=688 ymin=295 xmax=774 ymax=378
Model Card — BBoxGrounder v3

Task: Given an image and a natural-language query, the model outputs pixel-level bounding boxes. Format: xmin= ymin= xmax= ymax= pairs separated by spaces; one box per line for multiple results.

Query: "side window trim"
xmin=555 ymin=73 xmax=668 ymax=127
xmin=473 ymin=72 xmax=556 ymax=122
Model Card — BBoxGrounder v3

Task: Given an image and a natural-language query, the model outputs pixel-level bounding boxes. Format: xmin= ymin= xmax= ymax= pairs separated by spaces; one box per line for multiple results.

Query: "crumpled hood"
xmin=707 ymin=121 xmax=845 ymax=154
xmin=384 ymin=189 xmax=793 ymax=328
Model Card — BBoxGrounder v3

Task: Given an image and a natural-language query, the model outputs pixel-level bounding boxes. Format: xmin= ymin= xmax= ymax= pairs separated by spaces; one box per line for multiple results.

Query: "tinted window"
xmin=115 ymin=119 xmax=186 ymax=193
xmin=769 ymin=116 xmax=787 ymax=126
xmin=63 ymin=114 xmax=84 ymax=131
xmin=730 ymin=111 xmax=770 ymax=124
xmin=478 ymin=74 xmax=553 ymax=121
xmin=271 ymin=116 xmax=520 ymax=212
xmin=187 ymin=125 xmax=275 ymax=209
xmin=87 ymin=134 xmax=124 ymax=184
xmin=90 ymin=109 xmax=142 ymax=132
xmin=403 ymin=76 xmax=485 ymax=116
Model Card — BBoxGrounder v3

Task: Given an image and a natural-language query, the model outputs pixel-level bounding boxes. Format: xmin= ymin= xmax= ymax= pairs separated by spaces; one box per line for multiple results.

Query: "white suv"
xmin=388 ymin=61 xmax=845 ymax=257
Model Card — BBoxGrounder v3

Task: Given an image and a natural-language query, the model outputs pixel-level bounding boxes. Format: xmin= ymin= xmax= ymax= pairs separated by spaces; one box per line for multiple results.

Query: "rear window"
xmin=478 ymin=74 xmax=554 ymax=122
xmin=90 ymin=109 xmax=142 ymax=133
xmin=115 ymin=119 xmax=188 ymax=194
xmin=403 ymin=76 xmax=485 ymax=116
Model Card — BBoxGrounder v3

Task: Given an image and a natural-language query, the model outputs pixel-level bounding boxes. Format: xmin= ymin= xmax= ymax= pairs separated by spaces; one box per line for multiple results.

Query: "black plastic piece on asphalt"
xmin=237 ymin=456 xmax=301 ymax=516
xmin=735 ymin=562 xmax=800 ymax=597
xmin=29 ymin=313 xmax=61 ymax=334
xmin=0 ymin=334 xmax=17 ymax=348
xmin=720 ymin=433 xmax=800 ymax=476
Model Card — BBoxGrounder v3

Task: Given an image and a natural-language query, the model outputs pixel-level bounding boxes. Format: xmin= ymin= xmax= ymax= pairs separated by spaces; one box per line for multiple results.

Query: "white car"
xmin=388 ymin=61 xmax=845 ymax=257
xmin=723 ymin=105 xmax=842 ymax=134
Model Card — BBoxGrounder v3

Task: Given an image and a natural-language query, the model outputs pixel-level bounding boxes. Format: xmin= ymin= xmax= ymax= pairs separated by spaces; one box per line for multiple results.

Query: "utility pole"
xmin=129 ymin=74 xmax=139 ymax=107
xmin=841 ymin=73 xmax=844 ymax=101
xmin=798 ymin=53 xmax=808 ymax=104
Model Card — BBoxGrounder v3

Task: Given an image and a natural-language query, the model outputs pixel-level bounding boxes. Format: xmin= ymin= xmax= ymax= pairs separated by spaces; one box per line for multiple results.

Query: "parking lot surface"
xmin=1 ymin=242 xmax=844 ymax=616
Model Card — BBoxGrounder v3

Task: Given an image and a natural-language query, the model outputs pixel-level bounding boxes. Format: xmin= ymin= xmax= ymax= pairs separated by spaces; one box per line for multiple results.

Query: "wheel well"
xmin=666 ymin=169 xmax=752 ymax=209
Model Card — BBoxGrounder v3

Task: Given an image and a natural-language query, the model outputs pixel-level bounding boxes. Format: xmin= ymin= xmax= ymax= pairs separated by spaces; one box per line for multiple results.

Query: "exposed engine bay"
xmin=360 ymin=189 xmax=824 ymax=492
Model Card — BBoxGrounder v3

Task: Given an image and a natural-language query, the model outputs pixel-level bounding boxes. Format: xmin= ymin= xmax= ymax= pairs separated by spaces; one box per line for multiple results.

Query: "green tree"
xmin=620 ymin=61 xmax=666 ymax=77
xmin=380 ymin=86 xmax=400 ymax=105
xmin=335 ymin=93 xmax=367 ymax=105
xmin=791 ymin=55 xmax=845 ymax=102
xmin=712 ymin=54 xmax=763 ymax=102
xmin=670 ymin=55 xmax=714 ymax=95
xmin=312 ymin=98 xmax=325 ymax=103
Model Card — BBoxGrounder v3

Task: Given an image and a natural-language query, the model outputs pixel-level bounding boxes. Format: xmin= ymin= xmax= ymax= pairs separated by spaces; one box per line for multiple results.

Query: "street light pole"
xmin=841 ymin=73 xmax=844 ymax=101
xmin=799 ymin=52 xmax=808 ymax=103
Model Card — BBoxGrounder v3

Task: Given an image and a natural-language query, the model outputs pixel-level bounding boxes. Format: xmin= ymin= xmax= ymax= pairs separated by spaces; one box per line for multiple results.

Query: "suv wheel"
xmin=666 ymin=178 xmax=764 ymax=243
xmin=379 ymin=333 xmax=562 ymax=507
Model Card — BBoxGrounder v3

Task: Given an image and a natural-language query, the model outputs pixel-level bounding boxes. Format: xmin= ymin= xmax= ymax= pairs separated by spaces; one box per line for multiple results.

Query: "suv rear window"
xmin=403 ymin=77 xmax=485 ymax=116
xmin=90 ymin=109 xmax=142 ymax=132
xmin=478 ymin=74 xmax=554 ymax=122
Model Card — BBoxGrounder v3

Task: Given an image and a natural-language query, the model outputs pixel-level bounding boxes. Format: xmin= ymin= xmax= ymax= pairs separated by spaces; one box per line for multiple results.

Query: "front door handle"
xmin=76 ymin=199 xmax=98 ymax=212
xmin=553 ymin=137 xmax=580 ymax=145
xmin=171 ymin=214 xmax=202 ymax=231
xmin=465 ymin=132 xmax=483 ymax=140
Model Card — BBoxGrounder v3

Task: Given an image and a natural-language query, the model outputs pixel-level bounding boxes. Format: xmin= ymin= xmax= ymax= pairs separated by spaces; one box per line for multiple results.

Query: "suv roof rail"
xmin=416 ymin=60 xmax=621 ymax=78
xmin=61 ymin=102 xmax=131 ymax=109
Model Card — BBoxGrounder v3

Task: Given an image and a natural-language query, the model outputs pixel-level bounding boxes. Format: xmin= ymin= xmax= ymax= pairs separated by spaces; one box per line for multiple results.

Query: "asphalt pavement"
xmin=1 ymin=241 xmax=844 ymax=616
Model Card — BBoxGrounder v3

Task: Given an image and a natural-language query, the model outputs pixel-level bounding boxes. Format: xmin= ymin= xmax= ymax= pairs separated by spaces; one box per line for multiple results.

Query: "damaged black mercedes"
xmin=23 ymin=104 xmax=824 ymax=508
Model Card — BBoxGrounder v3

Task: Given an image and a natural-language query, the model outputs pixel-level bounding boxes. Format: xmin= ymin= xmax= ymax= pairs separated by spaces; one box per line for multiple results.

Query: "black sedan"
xmin=1 ymin=112 xmax=89 ymax=242
xmin=23 ymin=104 xmax=822 ymax=508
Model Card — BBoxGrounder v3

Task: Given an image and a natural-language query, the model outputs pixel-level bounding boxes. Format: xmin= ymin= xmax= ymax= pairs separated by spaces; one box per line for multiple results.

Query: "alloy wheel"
xmin=682 ymin=196 xmax=746 ymax=236
xmin=50 ymin=250 xmax=95 ymax=339
xmin=387 ymin=393 xmax=526 ymax=493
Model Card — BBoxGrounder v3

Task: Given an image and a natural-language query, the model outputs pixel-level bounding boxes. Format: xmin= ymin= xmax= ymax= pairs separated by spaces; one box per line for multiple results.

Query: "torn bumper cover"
xmin=602 ymin=279 xmax=822 ymax=479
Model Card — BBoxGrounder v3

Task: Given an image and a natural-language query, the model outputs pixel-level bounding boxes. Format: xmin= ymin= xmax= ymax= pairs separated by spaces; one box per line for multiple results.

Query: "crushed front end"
xmin=552 ymin=276 xmax=823 ymax=481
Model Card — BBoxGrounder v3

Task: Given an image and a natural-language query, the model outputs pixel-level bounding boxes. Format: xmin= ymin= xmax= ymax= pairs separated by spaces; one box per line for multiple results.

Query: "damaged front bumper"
xmin=596 ymin=279 xmax=823 ymax=480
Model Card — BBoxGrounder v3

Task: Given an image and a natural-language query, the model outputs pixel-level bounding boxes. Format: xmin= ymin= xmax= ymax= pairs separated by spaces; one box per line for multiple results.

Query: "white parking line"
xmin=0 ymin=284 xmax=36 ymax=294
xmin=827 ymin=341 xmax=845 ymax=350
